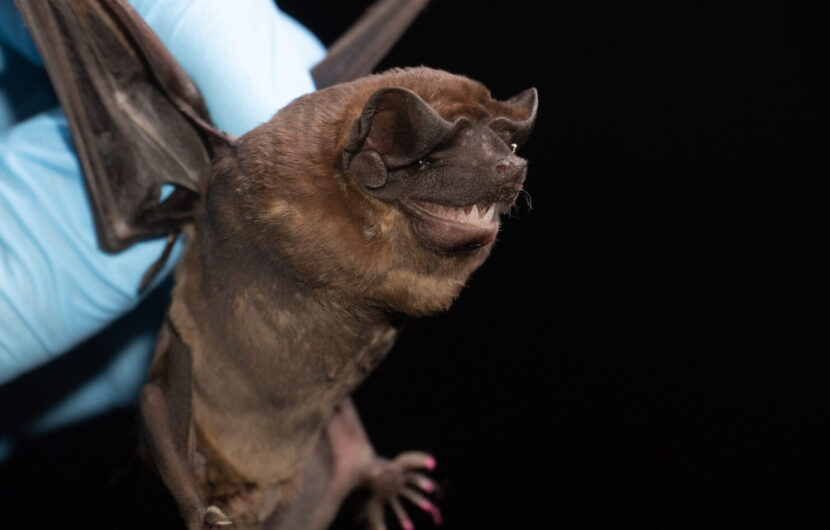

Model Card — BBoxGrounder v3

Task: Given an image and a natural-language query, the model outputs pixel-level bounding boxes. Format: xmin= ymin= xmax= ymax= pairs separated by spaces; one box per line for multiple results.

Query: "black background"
xmin=2 ymin=1 xmax=828 ymax=529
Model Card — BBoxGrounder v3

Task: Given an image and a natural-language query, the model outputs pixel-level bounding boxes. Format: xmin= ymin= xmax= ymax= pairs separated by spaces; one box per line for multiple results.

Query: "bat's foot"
xmin=364 ymin=451 xmax=442 ymax=530
xmin=203 ymin=505 xmax=233 ymax=528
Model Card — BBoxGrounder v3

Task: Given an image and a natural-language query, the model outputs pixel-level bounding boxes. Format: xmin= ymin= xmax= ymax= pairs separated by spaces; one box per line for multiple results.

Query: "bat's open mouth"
xmin=402 ymin=199 xmax=501 ymax=251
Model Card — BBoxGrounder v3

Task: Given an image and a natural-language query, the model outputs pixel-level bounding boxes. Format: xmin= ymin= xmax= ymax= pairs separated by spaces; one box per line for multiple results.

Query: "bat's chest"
xmin=188 ymin=318 xmax=398 ymax=495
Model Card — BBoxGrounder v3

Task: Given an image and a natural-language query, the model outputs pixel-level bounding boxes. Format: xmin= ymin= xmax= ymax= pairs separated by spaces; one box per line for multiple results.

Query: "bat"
xmin=15 ymin=0 xmax=538 ymax=528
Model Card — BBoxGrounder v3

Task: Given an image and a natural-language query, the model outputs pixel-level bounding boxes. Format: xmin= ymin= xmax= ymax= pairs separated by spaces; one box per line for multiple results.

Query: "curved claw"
xmin=364 ymin=451 xmax=442 ymax=529
xmin=394 ymin=451 xmax=436 ymax=471
xmin=204 ymin=505 xmax=233 ymax=527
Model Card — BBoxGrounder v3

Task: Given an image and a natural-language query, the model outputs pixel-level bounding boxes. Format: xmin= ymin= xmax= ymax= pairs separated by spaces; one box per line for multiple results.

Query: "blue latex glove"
xmin=0 ymin=0 xmax=325 ymax=455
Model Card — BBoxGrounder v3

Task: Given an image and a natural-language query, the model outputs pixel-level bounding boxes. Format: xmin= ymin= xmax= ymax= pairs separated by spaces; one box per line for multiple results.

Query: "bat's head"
xmin=216 ymin=68 xmax=537 ymax=315
xmin=342 ymin=84 xmax=536 ymax=253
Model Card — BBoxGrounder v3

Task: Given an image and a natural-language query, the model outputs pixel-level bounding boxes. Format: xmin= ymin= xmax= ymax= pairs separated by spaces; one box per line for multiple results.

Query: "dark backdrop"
xmin=3 ymin=1 xmax=828 ymax=529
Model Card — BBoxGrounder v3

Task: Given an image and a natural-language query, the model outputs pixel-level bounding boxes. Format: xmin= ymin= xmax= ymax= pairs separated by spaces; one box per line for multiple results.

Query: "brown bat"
xmin=15 ymin=1 xmax=538 ymax=528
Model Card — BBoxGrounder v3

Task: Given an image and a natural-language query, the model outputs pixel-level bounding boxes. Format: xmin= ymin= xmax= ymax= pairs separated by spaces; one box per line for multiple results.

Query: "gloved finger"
xmin=0 ymin=109 xmax=183 ymax=385
xmin=12 ymin=283 xmax=167 ymax=428
xmin=129 ymin=0 xmax=326 ymax=135
xmin=0 ymin=282 xmax=168 ymax=459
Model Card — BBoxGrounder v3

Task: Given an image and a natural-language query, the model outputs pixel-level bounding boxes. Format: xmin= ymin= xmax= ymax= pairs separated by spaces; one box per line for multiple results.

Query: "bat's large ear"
xmin=15 ymin=0 xmax=228 ymax=255
xmin=343 ymin=87 xmax=453 ymax=189
xmin=488 ymin=87 xmax=539 ymax=147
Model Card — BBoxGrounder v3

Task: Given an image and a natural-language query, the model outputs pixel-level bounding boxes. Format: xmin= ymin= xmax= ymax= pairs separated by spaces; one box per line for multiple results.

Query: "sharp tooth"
xmin=470 ymin=204 xmax=480 ymax=220
xmin=483 ymin=204 xmax=496 ymax=222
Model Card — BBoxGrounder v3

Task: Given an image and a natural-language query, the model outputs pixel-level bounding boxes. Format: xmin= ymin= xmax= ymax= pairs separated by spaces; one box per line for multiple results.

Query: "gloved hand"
xmin=0 ymin=0 xmax=325 ymax=451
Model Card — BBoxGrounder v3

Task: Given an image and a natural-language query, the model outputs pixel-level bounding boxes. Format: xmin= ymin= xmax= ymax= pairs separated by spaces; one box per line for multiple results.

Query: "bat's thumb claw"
xmin=204 ymin=505 xmax=233 ymax=527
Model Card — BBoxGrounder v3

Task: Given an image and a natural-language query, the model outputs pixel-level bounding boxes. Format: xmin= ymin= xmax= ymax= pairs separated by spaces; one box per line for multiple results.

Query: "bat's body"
xmin=144 ymin=71 xmax=536 ymax=528
xmin=15 ymin=2 xmax=537 ymax=528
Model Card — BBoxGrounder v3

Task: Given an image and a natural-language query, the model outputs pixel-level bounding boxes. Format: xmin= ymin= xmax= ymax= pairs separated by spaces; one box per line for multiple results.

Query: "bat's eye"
xmin=511 ymin=143 xmax=518 ymax=154
xmin=416 ymin=158 xmax=431 ymax=170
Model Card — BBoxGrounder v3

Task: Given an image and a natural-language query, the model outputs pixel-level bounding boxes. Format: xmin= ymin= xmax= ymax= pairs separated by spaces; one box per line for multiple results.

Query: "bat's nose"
xmin=495 ymin=157 xmax=528 ymax=185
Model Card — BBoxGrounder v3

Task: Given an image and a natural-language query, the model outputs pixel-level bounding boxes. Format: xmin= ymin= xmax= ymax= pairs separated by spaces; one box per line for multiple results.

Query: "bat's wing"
xmin=14 ymin=0 xmax=425 ymax=270
xmin=14 ymin=0 xmax=224 ymax=258
xmin=311 ymin=0 xmax=430 ymax=88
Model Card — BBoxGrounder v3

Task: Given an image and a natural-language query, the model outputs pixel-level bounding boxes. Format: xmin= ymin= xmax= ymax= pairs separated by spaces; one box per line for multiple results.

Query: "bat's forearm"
xmin=140 ymin=382 xmax=213 ymax=529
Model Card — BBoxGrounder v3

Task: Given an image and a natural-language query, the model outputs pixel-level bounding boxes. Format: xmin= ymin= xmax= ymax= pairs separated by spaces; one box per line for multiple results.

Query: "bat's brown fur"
xmin=139 ymin=67 xmax=537 ymax=529
xmin=16 ymin=1 xmax=536 ymax=527
xmin=221 ymin=67 xmax=531 ymax=315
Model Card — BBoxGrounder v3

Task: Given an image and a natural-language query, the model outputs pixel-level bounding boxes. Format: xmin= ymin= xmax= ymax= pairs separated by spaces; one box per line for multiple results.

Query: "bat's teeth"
xmin=413 ymin=201 xmax=497 ymax=226
xmin=436 ymin=204 xmax=458 ymax=220
xmin=482 ymin=203 xmax=496 ymax=222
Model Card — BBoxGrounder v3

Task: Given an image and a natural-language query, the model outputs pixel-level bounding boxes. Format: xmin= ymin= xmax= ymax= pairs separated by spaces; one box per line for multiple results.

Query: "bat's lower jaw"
xmin=402 ymin=199 xmax=501 ymax=252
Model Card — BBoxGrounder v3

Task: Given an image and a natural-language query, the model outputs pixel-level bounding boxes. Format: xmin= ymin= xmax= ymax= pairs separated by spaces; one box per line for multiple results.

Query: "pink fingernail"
xmin=422 ymin=483 xmax=435 ymax=493
xmin=430 ymin=507 xmax=444 ymax=525
xmin=425 ymin=456 xmax=437 ymax=470
xmin=402 ymin=520 xmax=414 ymax=530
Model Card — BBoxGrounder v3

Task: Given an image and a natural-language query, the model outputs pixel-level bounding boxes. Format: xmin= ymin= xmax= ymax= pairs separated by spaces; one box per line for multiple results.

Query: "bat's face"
xmin=344 ymin=86 xmax=535 ymax=254
xmin=214 ymin=68 xmax=537 ymax=315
